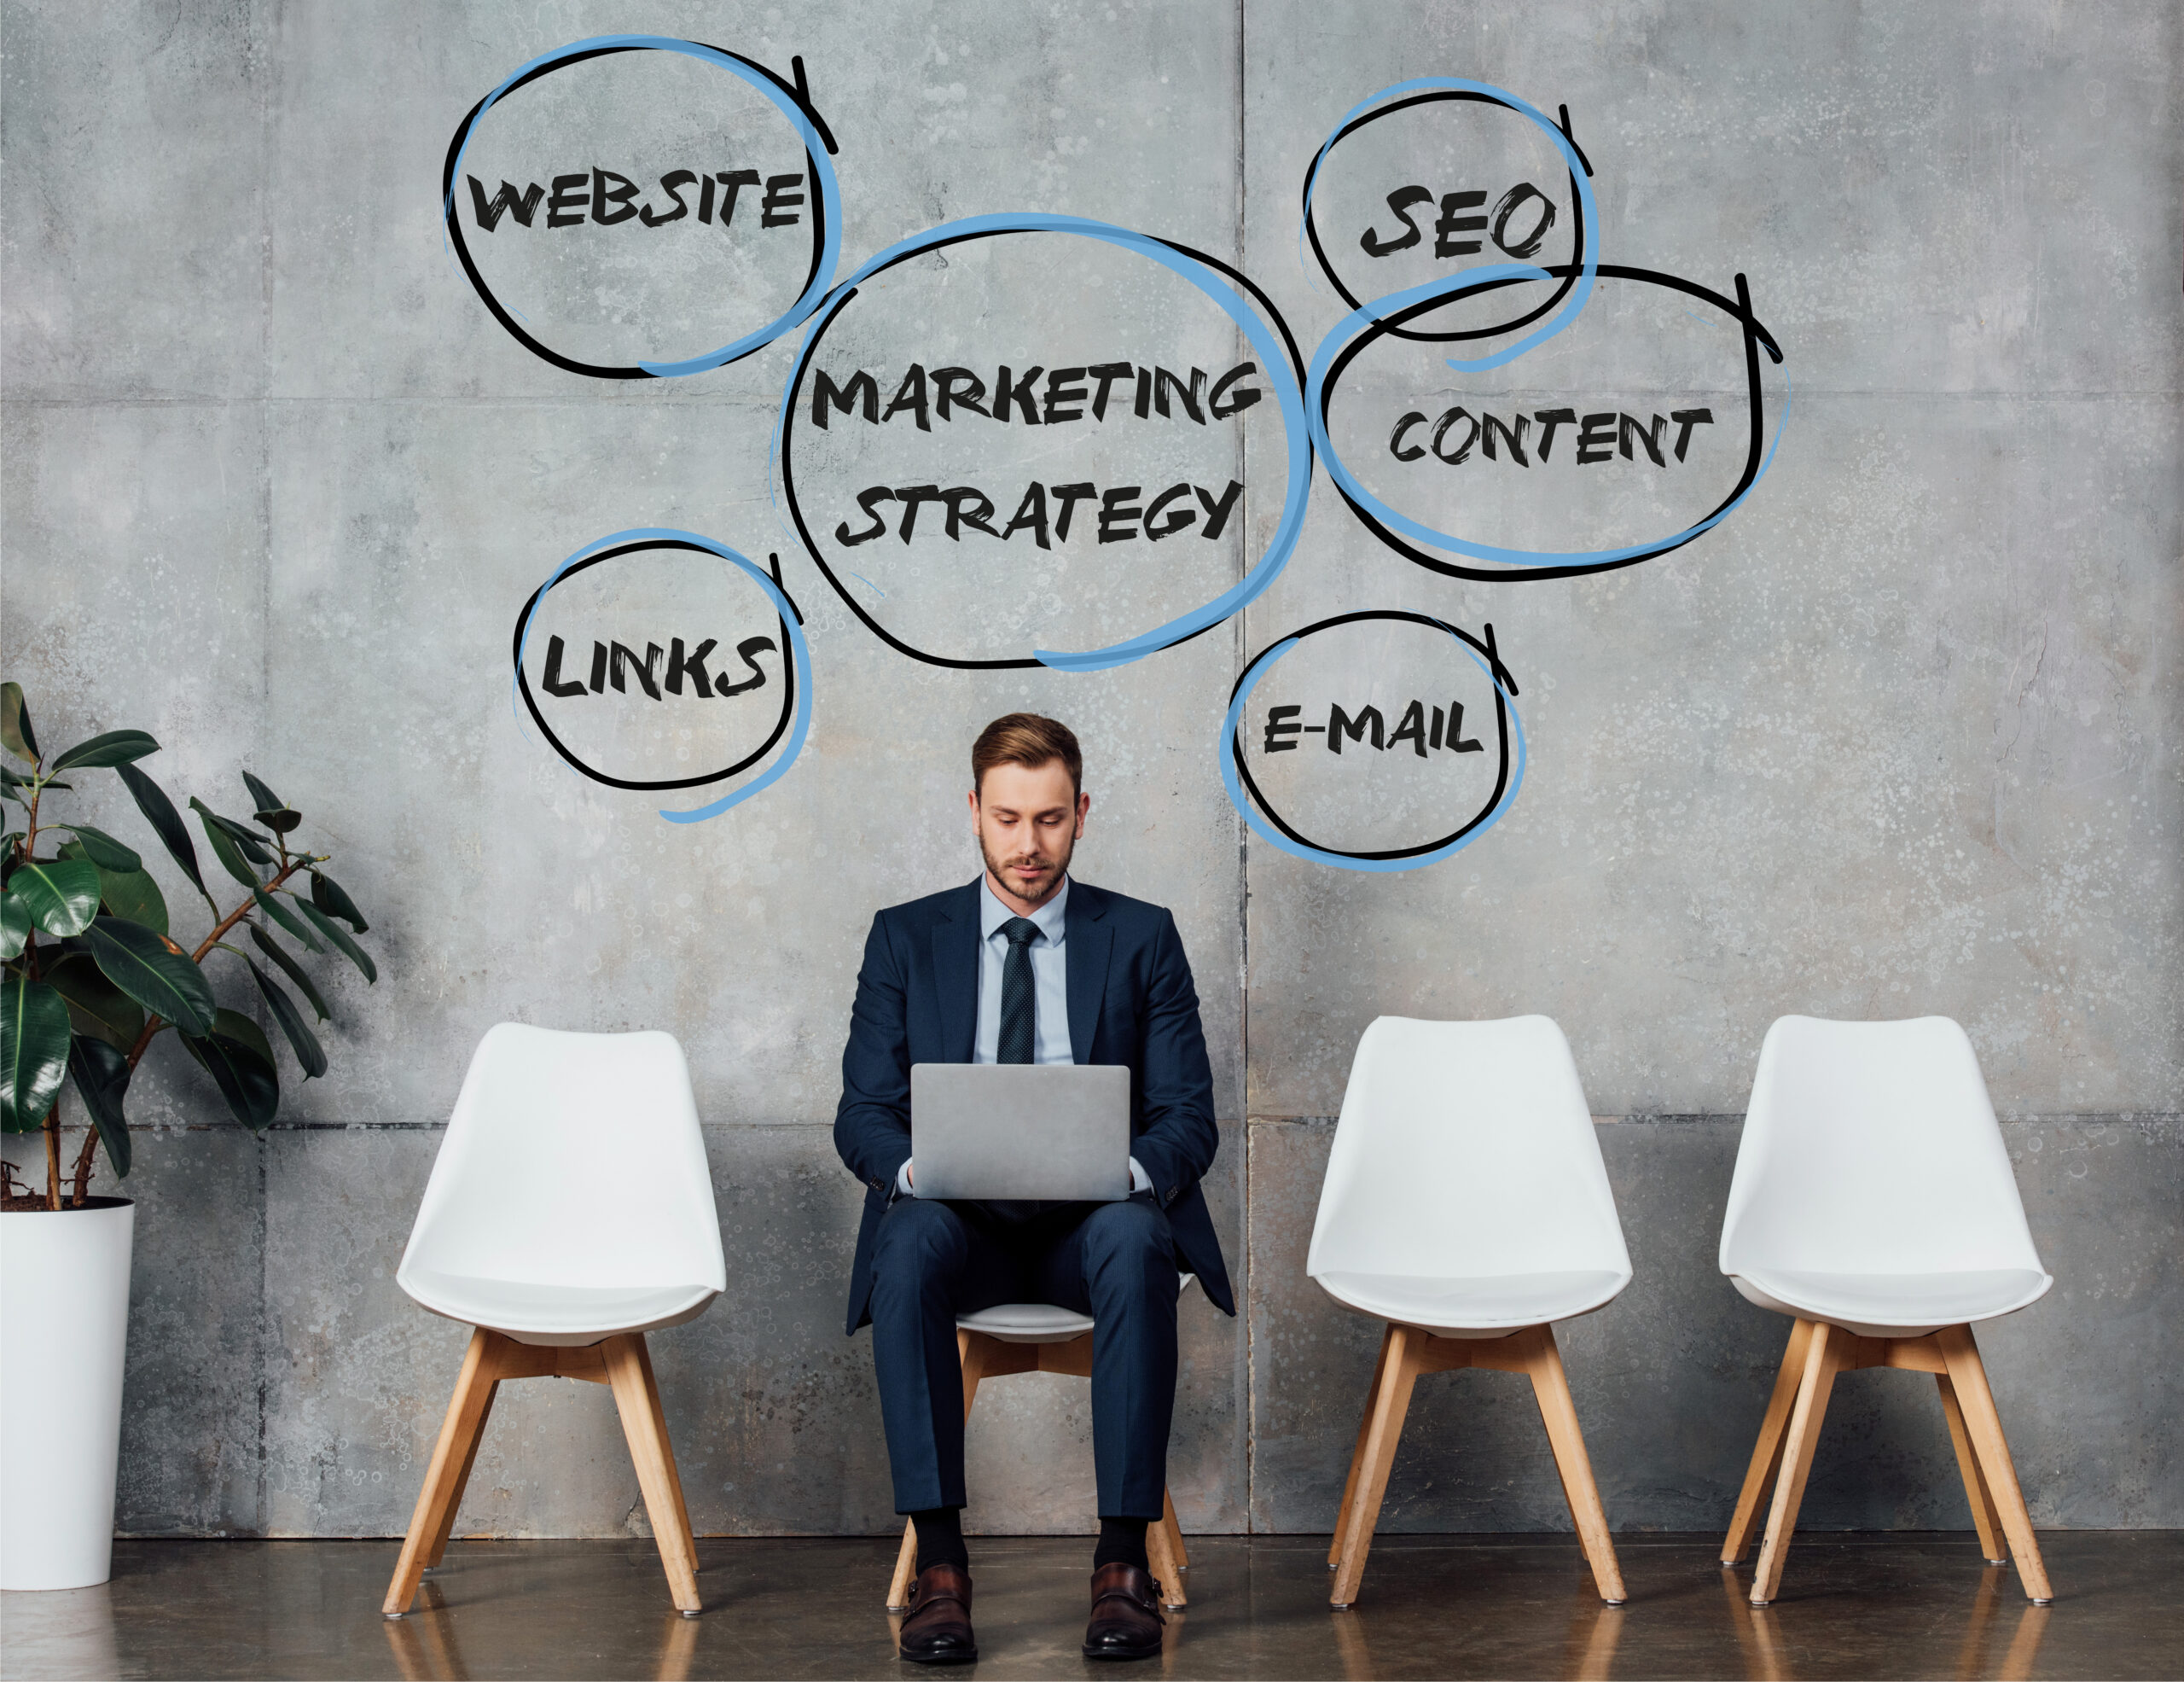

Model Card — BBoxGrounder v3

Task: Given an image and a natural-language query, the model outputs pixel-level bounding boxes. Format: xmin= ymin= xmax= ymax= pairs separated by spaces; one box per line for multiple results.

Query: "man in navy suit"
xmin=835 ymin=713 xmax=1232 ymax=1663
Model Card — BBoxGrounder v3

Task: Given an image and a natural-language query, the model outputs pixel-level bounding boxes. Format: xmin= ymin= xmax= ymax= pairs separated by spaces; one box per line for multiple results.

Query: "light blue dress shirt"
xmin=899 ymin=874 xmax=1149 ymax=1196
xmin=973 ymin=874 xmax=1073 ymax=1066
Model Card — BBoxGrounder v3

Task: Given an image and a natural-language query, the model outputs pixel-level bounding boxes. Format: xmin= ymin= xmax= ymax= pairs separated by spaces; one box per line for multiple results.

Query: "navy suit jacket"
xmin=834 ymin=877 xmax=1234 ymax=1334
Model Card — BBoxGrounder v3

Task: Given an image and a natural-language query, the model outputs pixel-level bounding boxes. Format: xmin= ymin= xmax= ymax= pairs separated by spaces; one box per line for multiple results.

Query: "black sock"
xmin=912 ymin=1506 xmax=968 ymax=1574
xmin=1094 ymin=1516 xmax=1149 ymax=1573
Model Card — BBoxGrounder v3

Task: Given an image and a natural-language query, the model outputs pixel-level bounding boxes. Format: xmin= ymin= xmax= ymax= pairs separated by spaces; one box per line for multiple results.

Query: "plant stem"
xmin=72 ymin=859 xmax=312 ymax=1199
xmin=192 ymin=858 xmax=305 ymax=967
xmin=43 ymin=1103 xmax=61 ymax=1210
xmin=67 ymin=1115 xmax=99 ymax=1207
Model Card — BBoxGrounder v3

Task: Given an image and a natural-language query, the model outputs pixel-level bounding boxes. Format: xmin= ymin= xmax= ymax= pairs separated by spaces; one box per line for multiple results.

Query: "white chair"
xmin=882 ymin=1280 xmax=1199 ymax=1613
xmin=381 ymin=1024 xmax=726 ymax=1620
xmin=1309 ymin=1015 xmax=1631 ymax=1609
xmin=1718 ymin=1015 xmax=2053 ymax=1606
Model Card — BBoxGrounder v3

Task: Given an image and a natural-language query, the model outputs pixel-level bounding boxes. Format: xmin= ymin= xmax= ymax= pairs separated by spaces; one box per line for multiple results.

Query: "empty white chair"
xmin=1310 ymin=1016 xmax=1630 ymax=1609
xmin=882 ymin=1280 xmax=1199 ymax=1614
xmin=382 ymin=1024 xmax=726 ymax=1619
xmin=1718 ymin=1016 xmax=2053 ymax=1606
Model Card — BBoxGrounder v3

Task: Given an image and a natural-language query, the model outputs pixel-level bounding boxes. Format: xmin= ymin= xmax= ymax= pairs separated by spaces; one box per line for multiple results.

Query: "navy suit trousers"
xmin=868 ymin=1192 xmax=1181 ymax=1521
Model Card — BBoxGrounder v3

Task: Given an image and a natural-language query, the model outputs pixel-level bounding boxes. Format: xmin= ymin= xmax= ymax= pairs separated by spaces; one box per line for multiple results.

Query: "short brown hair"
xmin=971 ymin=713 xmax=1082 ymax=797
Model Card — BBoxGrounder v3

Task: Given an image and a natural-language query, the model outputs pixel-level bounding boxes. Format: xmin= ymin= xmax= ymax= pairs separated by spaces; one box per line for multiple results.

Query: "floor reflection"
xmin=1723 ymin=1560 xmax=2051 ymax=1682
xmin=381 ymin=1584 xmax=469 ymax=1682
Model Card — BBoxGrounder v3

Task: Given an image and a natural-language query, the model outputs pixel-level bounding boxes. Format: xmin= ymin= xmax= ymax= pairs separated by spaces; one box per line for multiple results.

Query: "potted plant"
xmin=0 ymin=682 xmax=379 ymax=1590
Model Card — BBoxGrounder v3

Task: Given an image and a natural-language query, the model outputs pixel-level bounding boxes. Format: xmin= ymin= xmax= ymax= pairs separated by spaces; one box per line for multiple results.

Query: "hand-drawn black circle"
xmin=1301 ymin=91 xmax=1594 ymax=346
xmin=778 ymin=225 xmax=1307 ymax=671
xmin=1228 ymin=610 xmax=1519 ymax=862
xmin=1321 ymin=265 xmax=1784 ymax=583
xmin=443 ymin=43 xmax=837 ymax=381
xmin=510 ymin=541 xmax=800 ymax=791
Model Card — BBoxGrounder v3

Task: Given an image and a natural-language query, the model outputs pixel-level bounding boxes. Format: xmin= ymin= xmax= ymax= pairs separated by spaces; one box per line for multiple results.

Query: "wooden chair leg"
xmin=384 ymin=1328 xmax=504 ymax=1618
xmin=1146 ymin=1500 xmax=1187 ymax=1609
xmin=603 ymin=1334 xmax=703 ymax=1616
xmin=1330 ymin=1324 xmax=1423 ymax=1609
xmin=422 ymin=1372 xmax=498 ymax=1571
xmin=1937 ymin=1372 xmax=2009 ymax=1563
xmin=1751 ymin=1319 xmax=1844 ymax=1604
xmin=1162 ymin=1485 xmax=1188 ymax=1572
xmin=631 ymin=1336 xmax=698 ymax=1563
xmin=1329 ymin=1324 xmax=1397 ymax=1569
xmin=886 ymin=1520 xmax=920 ymax=1611
xmin=1722 ymin=1318 xmax=1815 ymax=1565
xmin=1517 ymin=1324 xmax=1627 ymax=1604
xmin=1936 ymin=1325 xmax=2052 ymax=1603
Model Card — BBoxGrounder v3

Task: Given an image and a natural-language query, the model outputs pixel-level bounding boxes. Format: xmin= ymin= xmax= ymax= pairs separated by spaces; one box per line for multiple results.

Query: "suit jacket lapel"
xmin=1066 ymin=882 xmax=1112 ymax=1064
xmin=933 ymin=882 xmax=981 ymax=1063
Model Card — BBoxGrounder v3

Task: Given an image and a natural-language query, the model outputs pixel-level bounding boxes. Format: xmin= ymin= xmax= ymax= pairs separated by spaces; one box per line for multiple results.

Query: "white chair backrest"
xmin=1307 ymin=1016 xmax=1629 ymax=1281
xmin=1720 ymin=1016 xmax=2042 ymax=1278
xmin=400 ymin=1023 xmax=725 ymax=1292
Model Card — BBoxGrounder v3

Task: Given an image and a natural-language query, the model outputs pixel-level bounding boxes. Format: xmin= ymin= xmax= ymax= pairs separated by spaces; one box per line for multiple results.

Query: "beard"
xmin=980 ymin=825 xmax=1074 ymax=909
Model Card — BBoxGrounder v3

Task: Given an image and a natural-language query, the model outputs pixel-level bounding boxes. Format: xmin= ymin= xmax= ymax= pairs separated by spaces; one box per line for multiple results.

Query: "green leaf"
xmin=9 ymin=857 xmax=102 ymax=937
xmin=209 ymin=1006 xmax=274 ymax=1066
xmin=115 ymin=763 xmax=204 ymax=895
xmin=241 ymin=771 xmax=283 ymax=814
xmin=98 ymin=866 xmax=169 ymax=936
xmin=56 ymin=840 xmax=168 ymax=938
xmin=57 ymin=824 xmax=142 ymax=874
xmin=295 ymin=899 xmax=375 ymax=983
xmin=245 ymin=958 xmax=326 ymax=1079
xmin=254 ymin=809 xmax=303 ymax=835
xmin=181 ymin=1021 xmax=279 ymax=1132
xmin=247 ymin=923 xmax=330 ymax=1021
xmin=190 ymin=800 xmax=275 ymax=864
xmin=67 ymin=1034 xmax=131 ymax=1178
xmin=1 ymin=891 xmax=33 ymax=961
xmin=191 ymin=800 xmax=260 ymax=888
xmin=1 ymin=684 xmax=39 ymax=765
xmin=250 ymin=884 xmax=322 ymax=952
xmin=2 ymin=975 xmax=71 ymax=1131
xmin=48 ymin=730 xmax=160 ymax=772
xmin=84 ymin=916 xmax=215 ymax=1037
xmin=45 ymin=952 xmax=144 ymax=1052
xmin=309 ymin=870 xmax=369 ymax=934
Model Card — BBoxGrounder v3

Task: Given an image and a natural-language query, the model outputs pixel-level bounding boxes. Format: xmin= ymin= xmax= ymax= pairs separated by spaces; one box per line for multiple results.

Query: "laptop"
xmin=909 ymin=1063 xmax=1132 ymax=1202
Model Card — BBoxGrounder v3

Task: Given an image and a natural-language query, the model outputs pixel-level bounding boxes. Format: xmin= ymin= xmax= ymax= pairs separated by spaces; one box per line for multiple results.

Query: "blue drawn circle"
xmin=511 ymin=527 xmax=812 ymax=824
xmin=444 ymin=36 xmax=842 ymax=379
xmin=1309 ymin=265 xmax=1791 ymax=573
xmin=772 ymin=212 xmax=1312 ymax=673
xmin=1217 ymin=617 xmax=1526 ymax=873
xmin=1299 ymin=77 xmax=1600 ymax=373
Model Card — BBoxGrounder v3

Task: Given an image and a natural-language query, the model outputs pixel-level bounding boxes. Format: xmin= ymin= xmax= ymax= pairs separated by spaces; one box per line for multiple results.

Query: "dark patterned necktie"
xmin=997 ymin=917 xmax=1040 ymax=1064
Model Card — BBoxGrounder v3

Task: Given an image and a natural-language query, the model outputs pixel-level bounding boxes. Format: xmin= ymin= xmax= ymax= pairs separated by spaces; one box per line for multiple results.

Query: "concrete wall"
xmin=2 ymin=1 xmax=2176 ymax=1539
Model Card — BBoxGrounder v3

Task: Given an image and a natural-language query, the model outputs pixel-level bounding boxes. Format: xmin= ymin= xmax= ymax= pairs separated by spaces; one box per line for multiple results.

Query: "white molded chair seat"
xmin=1307 ymin=1015 xmax=1632 ymax=1609
xmin=1316 ymin=1269 xmax=1629 ymax=1338
xmin=957 ymin=1274 xmax=1197 ymax=1344
xmin=399 ymin=1269 xmax=719 ymax=1347
xmin=385 ymin=1024 xmax=725 ymax=1621
xmin=1716 ymin=1015 xmax=2054 ymax=1607
xmin=1730 ymin=1266 xmax=2052 ymax=1340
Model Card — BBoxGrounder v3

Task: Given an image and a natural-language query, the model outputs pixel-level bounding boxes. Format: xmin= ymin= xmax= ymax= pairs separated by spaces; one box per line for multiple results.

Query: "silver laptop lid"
xmin=910 ymin=1063 xmax=1131 ymax=1202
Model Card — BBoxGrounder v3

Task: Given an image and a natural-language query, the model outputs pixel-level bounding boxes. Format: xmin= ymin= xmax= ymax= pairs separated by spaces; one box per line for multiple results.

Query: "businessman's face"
xmin=971 ymin=759 xmax=1089 ymax=913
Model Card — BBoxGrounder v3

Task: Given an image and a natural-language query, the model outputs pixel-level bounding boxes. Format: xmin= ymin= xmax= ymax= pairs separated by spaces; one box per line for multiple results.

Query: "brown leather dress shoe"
xmin=1083 ymin=1562 xmax=1165 ymax=1661
xmin=897 ymin=1563 xmax=977 ymax=1665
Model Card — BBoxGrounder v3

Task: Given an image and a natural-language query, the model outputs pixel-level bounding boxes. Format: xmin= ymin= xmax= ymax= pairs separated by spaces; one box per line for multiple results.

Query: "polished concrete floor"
xmin=3 ymin=1532 xmax=2176 ymax=1680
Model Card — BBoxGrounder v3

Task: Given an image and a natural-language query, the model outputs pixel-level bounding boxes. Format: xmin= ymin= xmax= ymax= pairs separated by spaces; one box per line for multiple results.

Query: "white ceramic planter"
xmin=1 ymin=1197 xmax=135 ymax=1591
